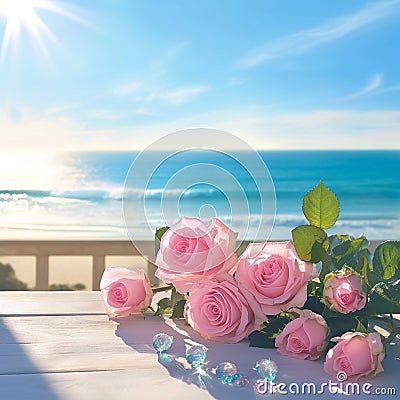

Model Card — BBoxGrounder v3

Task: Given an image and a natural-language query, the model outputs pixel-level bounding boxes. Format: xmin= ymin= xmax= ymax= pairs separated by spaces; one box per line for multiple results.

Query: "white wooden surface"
xmin=0 ymin=292 xmax=398 ymax=400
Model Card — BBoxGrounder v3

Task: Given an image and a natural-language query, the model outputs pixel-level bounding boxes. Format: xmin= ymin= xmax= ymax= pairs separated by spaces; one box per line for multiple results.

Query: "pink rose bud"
xmin=235 ymin=241 xmax=316 ymax=315
xmin=155 ymin=217 xmax=238 ymax=294
xmin=323 ymin=267 xmax=366 ymax=314
xmin=324 ymin=332 xmax=384 ymax=382
xmin=100 ymin=267 xmax=153 ymax=317
xmin=275 ymin=309 xmax=328 ymax=360
xmin=185 ymin=273 xmax=265 ymax=343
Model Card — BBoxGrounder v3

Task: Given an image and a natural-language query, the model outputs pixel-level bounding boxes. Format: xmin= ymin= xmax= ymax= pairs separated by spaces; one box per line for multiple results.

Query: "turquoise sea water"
xmin=0 ymin=150 xmax=398 ymax=240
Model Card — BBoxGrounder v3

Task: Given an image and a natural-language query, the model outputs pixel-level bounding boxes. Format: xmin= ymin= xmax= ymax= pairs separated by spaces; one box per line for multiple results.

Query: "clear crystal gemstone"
xmin=229 ymin=373 xmax=249 ymax=387
xmin=185 ymin=345 xmax=208 ymax=368
xmin=216 ymin=361 xmax=238 ymax=383
xmin=152 ymin=333 xmax=173 ymax=353
xmin=254 ymin=359 xmax=278 ymax=381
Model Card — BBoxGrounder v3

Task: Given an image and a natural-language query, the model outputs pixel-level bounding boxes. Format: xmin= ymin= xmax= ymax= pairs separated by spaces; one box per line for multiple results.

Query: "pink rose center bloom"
xmin=261 ymin=256 xmax=286 ymax=279
xmin=255 ymin=255 xmax=289 ymax=297
xmin=206 ymin=303 xmax=221 ymax=320
xmin=334 ymin=281 xmax=358 ymax=305
xmin=334 ymin=355 xmax=353 ymax=376
xmin=338 ymin=291 xmax=356 ymax=305
xmin=176 ymin=240 xmax=189 ymax=253
xmin=107 ymin=282 xmax=128 ymax=308
xmin=287 ymin=336 xmax=307 ymax=353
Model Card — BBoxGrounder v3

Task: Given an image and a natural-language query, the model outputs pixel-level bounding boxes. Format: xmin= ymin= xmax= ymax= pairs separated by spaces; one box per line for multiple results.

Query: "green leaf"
xmin=171 ymin=299 xmax=186 ymax=318
xmin=364 ymin=284 xmax=400 ymax=314
xmin=330 ymin=235 xmax=369 ymax=271
xmin=249 ymin=315 xmax=291 ymax=348
xmin=154 ymin=297 xmax=172 ymax=315
xmin=323 ymin=314 xmax=358 ymax=351
xmin=155 ymin=226 xmax=169 ymax=255
xmin=358 ymin=247 xmax=375 ymax=289
xmin=302 ymin=295 xmax=325 ymax=315
xmin=373 ymin=241 xmax=400 ymax=282
xmin=307 ymin=280 xmax=319 ymax=296
xmin=325 ymin=315 xmax=358 ymax=336
xmin=169 ymin=286 xmax=186 ymax=318
xmin=302 ymin=180 xmax=340 ymax=229
xmin=248 ymin=330 xmax=276 ymax=348
xmin=153 ymin=285 xmax=187 ymax=318
xmin=355 ymin=319 xmax=369 ymax=334
xmin=291 ymin=225 xmax=329 ymax=263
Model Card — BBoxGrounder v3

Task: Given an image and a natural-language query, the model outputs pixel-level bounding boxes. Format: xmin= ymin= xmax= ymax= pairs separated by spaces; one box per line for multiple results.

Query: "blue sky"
xmin=0 ymin=0 xmax=399 ymax=150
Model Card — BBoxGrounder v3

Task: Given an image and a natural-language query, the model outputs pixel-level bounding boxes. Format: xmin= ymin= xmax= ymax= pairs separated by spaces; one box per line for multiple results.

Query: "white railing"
xmin=0 ymin=240 xmax=381 ymax=290
xmin=0 ymin=240 xmax=158 ymax=290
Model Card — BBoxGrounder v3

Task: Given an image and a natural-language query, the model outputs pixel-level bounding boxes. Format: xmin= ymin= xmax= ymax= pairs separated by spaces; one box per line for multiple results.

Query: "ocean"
xmin=0 ymin=150 xmax=399 ymax=241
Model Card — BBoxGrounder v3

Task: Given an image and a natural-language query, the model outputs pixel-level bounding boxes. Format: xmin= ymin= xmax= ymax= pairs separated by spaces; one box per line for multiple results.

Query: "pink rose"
xmin=275 ymin=309 xmax=328 ymax=360
xmin=185 ymin=273 xmax=264 ymax=343
xmin=235 ymin=241 xmax=316 ymax=315
xmin=155 ymin=217 xmax=238 ymax=294
xmin=100 ymin=267 xmax=153 ymax=317
xmin=323 ymin=268 xmax=366 ymax=314
xmin=324 ymin=332 xmax=384 ymax=381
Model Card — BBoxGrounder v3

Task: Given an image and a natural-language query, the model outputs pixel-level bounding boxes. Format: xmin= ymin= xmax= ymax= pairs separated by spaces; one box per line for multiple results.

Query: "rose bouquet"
xmin=100 ymin=181 xmax=399 ymax=381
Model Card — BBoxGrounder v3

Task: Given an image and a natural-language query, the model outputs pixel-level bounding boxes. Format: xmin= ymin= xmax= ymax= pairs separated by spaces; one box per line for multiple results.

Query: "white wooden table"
xmin=0 ymin=292 xmax=398 ymax=400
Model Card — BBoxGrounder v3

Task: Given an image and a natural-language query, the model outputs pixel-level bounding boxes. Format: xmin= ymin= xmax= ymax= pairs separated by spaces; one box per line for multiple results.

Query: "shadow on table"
xmin=114 ymin=315 xmax=259 ymax=399
xmin=114 ymin=314 xmax=400 ymax=400
xmin=0 ymin=318 xmax=60 ymax=400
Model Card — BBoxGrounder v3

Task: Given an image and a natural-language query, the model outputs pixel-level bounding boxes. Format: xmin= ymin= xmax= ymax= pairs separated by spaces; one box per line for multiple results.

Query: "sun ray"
xmin=0 ymin=0 xmax=92 ymax=65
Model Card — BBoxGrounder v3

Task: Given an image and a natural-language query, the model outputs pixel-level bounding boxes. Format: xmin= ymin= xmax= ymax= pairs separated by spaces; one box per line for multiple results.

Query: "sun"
xmin=0 ymin=0 xmax=36 ymax=22
xmin=0 ymin=0 xmax=90 ymax=64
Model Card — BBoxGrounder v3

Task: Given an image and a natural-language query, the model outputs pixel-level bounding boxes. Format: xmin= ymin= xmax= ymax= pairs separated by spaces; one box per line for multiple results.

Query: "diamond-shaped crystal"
xmin=254 ymin=359 xmax=278 ymax=381
xmin=229 ymin=373 xmax=249 ymax=387
xmin=152 ymin=333 xmax=173 ymax=353
xmin=185 ymin=345 xmax=207 ymax=368
xmin=215 ymin=362 xmax=248 ymax=387
xmin=215 ymin=362 xmax=238 ymax=383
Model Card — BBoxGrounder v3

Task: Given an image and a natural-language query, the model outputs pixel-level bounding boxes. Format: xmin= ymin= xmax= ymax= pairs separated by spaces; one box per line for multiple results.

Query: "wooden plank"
xmin=0 ymin=292 xmax=398 ymax=400
xmin=0 ymin=370 xmax=218 ymax=400
xmin=0 ymin=292 xmax=105 ymax=315
xmin=0 ymin=291 xmax=169 ymax=316
xmin=1 ymin=313 xmax=399 ymax=400
xmin=0 ymin=314 xmax=159 ymax=374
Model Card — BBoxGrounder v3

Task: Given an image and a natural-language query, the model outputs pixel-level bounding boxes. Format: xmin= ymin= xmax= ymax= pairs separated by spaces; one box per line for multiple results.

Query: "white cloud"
xmin=347 ymin=73 xmax=383 ymax=98
xmin=112 ymin=41 xmax=207 ymax=106
xmin=112 ymin=108 xmax=400 ymax=150
xmin=378 ymin=84 xmax=400 ymax=94
xmin=2 ymin=106 xmax=400 ymax=151
xmin=88 ymin=109 xmax=121 ymax=121
xmin=241 ymin=0 xmax=400 ymax=67
xmin=183 ymin=108 xmax=400 ymax=150
xmin=114 ymin=78 xmax=209 ymax=105
xmin=363 ymin=73 xmax=383 ymax=92
xmin=114 ymin=80 xmax=141 ymax=97
xmin=0 ymin=108 xmax=85 ymax=151
xmin=146 ymin=85 xmax=209 ymax=105
xmin=346 ymin=75 xmax=400 ymax=98
xmin=134 ymin=107 xmax=154 ymax=116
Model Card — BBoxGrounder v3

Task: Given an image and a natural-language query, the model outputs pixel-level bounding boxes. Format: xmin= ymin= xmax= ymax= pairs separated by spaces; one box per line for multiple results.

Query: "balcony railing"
xmin=0 ymin=240 xmax=158 ymax=290
xmin=0 ymin=240 xmax=381 ymax=290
